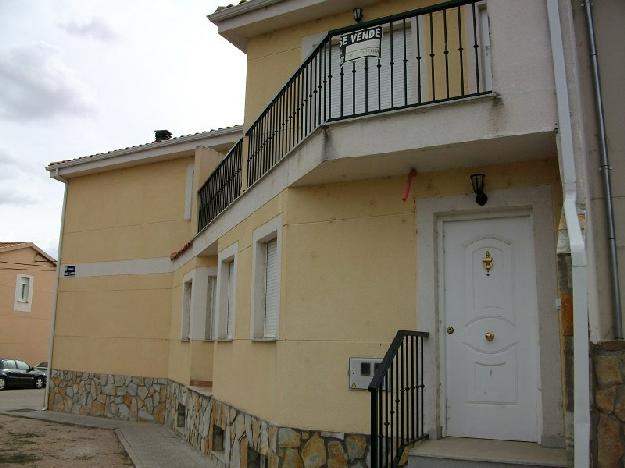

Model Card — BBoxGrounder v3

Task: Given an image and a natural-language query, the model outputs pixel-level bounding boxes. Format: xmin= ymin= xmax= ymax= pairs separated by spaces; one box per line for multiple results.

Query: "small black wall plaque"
xmin=64 ymin=265 xmax=76 ymax=277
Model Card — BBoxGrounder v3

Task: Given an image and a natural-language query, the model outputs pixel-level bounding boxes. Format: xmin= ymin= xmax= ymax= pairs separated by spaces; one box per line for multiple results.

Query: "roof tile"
xmin=46 ymin=125 xmax=242 ymax=170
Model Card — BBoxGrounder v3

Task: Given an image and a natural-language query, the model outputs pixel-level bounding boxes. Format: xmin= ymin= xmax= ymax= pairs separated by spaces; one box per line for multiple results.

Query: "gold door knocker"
xmin=482 ymin=251 xmax=493 ymax=276
xmin=485 ymin=331 xmax=495 ymax=342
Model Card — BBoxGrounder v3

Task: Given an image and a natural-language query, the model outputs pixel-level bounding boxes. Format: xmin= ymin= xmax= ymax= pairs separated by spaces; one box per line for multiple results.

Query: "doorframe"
xmin=416 ymin=185 xmax=563 ymax=447
xmin=437 ymin=210 xmax=540 ymax=442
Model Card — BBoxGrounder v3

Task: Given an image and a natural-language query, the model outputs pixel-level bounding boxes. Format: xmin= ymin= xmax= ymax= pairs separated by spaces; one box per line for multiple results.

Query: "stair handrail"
xmin=369 ymin=329 xmax=429 ymax=468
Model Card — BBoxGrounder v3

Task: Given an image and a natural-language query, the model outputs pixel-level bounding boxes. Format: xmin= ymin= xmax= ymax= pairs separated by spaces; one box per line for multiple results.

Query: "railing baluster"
xmin=364 ymin=56 xmax=369 ymax=113
xmin=443 ymin=8 xmax=450 ymax=99
xmin=400 ymin=340 xmax=405 ymax=448
xmin=328 ymin=41 xmax=332 ymax=120
xmin=304 ymin=62 xmax=309 ymax=135
xmin=371 ymin=388 xmax=378 ymax=468
xmin=309 ymin=60 xmax=314 ymax=132
xmin=313 ymin=55 xmax=318 ymax=127
xmin=352 ymin=61 xmax=356 ymax=115
xmin=390 ymin=20 xmax=394 ymax=108
xmin=403 ymin=18 xmax=408 ymax=107
xmin=377 ymin=57 xmax=382 ymax=111
xmin=323 ymin=42 xmax=327 ymax=123
xmin=458 ymin=6 xmax=465 ymax=96
xmin=340 ymin=56 xmax=344 ymax=118
xmin=429 ymin=12 xmax=436 ymax=101
xmin=420 ymin=335 xmax=424 ymax=438
xmin=416 ymin=15 xmax=422 ymax=103
xmin=385 ymin=372 xmax=390 ymax=468
xmin=379 ymin=380 xmax=384 ymax=468
xmin=318 ymin=49 xmax=323 ymax=125
xmin=411 ymin=335 xmax=415 ymax=442
xmin=389 ymin=365 xmax=395 ymax=464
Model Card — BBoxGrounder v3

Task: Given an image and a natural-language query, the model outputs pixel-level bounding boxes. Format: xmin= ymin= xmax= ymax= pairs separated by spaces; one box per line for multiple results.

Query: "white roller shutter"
xmin=263 ymin=239 xmax=279 ymax=338
xmin=226 ymin=261 xmax=235 ymax=337
xmin=328 ymin=21 xmax=420 ymax=119
xmin=205 ymin=277 xmax=216 ymax=340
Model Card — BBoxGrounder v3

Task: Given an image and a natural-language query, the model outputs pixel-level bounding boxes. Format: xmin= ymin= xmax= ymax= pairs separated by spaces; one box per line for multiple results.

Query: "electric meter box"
xmin=348 ymin=357 xmax=383 ymax=390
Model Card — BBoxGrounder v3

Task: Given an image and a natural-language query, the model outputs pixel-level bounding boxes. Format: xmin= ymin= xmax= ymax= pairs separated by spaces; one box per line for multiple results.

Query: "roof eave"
xmin=0 ymin=242 xmax=57 ymax=265
xmin=208 ymin=0 xmax=285 ymax=23
xmin=46 ymin=126 xmax=243 ymax=179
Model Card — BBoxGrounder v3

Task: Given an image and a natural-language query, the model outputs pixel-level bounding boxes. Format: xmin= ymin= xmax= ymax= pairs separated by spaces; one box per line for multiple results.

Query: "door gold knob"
xmin=485 ymin=331 xmax=495 ymax=342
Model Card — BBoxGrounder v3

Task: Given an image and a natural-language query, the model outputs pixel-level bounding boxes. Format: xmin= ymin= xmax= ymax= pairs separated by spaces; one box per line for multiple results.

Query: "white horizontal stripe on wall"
xmin=59 ymin=257 xmax=174 ymax=278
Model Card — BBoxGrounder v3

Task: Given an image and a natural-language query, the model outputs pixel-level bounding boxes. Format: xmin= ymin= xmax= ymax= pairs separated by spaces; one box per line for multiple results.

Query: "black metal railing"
xmin=246 ymin=0 xmax=491 ymax=187
xmin=197 ymin=139 xmax=243 ymax=231
xmin=369 ymin=330 xmax=429 ymax=468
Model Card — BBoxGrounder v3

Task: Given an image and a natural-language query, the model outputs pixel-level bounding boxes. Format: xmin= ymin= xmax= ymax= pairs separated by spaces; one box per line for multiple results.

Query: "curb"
xmin=115 ymin=428 xmax=140 ymax=468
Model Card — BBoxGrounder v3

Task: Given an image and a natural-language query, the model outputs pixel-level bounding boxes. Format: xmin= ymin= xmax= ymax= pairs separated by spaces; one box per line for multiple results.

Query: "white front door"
xmin=442 ymin=215 xmax=540 ymax=442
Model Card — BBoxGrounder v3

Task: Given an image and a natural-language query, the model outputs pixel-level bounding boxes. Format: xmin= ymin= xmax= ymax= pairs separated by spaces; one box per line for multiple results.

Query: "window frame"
xmin=181 ymin=267 xmax=218 ymax=342
xmin=181 ymin=276 xmax=193 ymax=341
xmin=14 ymin=274 xmax=34 ymax=312
xmin=250 ymin=216 xmax=282 ymax=341
xmin=215 ymin=243 xmax=238 ymax=341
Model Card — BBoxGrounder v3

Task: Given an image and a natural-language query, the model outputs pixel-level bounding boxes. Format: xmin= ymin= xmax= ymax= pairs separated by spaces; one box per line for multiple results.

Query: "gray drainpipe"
xmin=583 ymin=0 xmax=623 ymax=339
xmin=43 ymin=169 xmax=68 ymax=410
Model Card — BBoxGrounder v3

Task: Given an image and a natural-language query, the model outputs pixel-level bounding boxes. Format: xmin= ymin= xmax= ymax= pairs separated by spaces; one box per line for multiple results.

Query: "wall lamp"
xmin=353 ymin=8 xmax=364 ymax=23
xmin=470 ymin=173 xmax=488 ymax=206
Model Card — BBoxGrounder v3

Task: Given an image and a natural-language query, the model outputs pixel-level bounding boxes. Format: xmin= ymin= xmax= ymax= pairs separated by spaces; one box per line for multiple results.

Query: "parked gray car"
xmin=0 ymin=359 xmax=47 ymax=390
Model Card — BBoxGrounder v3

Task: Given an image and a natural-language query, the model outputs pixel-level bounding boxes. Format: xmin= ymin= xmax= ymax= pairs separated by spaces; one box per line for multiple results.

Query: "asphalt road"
xmin=0 ymin=387 xmax=46 ymax=412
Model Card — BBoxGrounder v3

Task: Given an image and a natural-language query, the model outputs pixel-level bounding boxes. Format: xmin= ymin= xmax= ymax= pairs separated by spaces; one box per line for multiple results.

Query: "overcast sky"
xmin=0 ymin=0 xmax=246 ymax=259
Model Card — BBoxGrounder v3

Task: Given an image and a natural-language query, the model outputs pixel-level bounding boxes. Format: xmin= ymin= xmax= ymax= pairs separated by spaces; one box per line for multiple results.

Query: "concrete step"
xmin=408 ymin=438 xmax=570 ymax=468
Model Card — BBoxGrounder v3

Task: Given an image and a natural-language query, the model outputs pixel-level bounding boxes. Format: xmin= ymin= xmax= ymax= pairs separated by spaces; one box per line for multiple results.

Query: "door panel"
xmin=443 ymin=216 xmax=539 ymax=442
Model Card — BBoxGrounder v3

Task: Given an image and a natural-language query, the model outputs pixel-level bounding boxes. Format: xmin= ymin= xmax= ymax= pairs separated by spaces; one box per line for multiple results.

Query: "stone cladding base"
xmin=48 ymin=369 xmax=371 ymax=467
xmin=47 ymin=369 xmax=167 ymax=422
xmin=592 ymin=341 xmax=625 ymax=467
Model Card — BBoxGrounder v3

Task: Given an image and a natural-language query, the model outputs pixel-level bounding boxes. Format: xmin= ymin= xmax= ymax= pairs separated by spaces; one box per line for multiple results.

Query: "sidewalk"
xmin=1 ymin=408 xmax=218 ymax=468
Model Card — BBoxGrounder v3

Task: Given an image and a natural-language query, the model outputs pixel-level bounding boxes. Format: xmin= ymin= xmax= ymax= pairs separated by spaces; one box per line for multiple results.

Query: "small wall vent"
xmin=176 ymin=403 xmax=186 ymax=428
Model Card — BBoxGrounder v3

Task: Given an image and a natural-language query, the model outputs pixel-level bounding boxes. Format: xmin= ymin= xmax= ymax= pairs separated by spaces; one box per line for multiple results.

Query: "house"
xmin=44 ymin=0 xmax=625 ymax=467
xmin=0 ymin=242 xmax=56 ymax=367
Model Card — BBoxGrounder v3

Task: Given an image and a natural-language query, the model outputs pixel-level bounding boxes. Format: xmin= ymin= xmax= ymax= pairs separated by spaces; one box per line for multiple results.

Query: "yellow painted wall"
xmin=210 ymin=158 xmax=561 ymax=433
xmin=52 ymin=155 xmax=197 ymax=378
xmin=62 ymin=157 xmax=194 ymax=263
xmin=53 ymin=145 xmax=233 ymax=381
xmin=0 ymin=247 xmax=55 ymax=365
xmin=53 ymin=273 xmax=172 ymax=377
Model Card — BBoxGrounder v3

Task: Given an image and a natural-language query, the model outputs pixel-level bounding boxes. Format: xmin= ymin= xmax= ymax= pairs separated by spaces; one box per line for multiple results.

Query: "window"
xmin=181 ymin=279 xmax=192 ymax=341
xmin=216 ymin=243 xmax=238 ymax=340
xmin=204 ymin=276 xmax=216 ymax=340
xmin=263 ymin=239 xmax=279 ymax=337
xmin=14 ymin=275 xmax=33 ymax=312
xmin=181 ymin=268 xmax=217 ymax=341
xmin=1 ymin=360 xmax=16 ymax=369
xmin=251 ymin=216 xmax=282 ymax=340
xmin=225 ymin=261 xmax=235 ymax=337
xmin=477 ymin=2 xmax=493 ymax=92
xmin=18 ymin=278 xmax=29 ymax=302
xmin=15 ymin=361 xmax=30 ymax=370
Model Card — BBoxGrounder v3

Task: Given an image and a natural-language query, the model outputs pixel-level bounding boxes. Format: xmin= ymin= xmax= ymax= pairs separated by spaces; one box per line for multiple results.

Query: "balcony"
xmin=198 ymin=0 xmax=554 ymax=233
